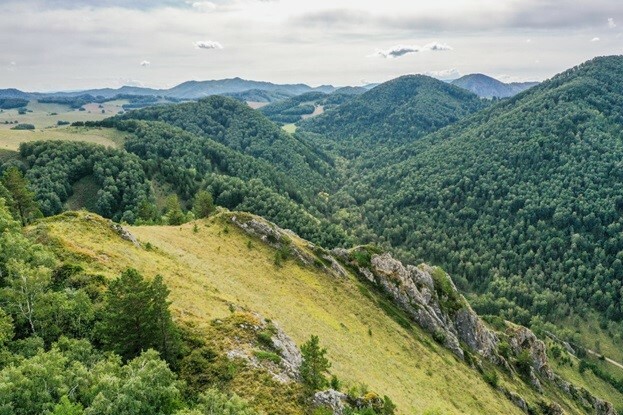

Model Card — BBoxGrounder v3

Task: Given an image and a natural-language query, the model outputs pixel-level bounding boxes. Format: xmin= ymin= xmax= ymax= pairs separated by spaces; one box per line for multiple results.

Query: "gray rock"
xmin=109 ymin=222 xmax=140 ymax=247
xmin=312 ymin=389 xmax=348 ymax=415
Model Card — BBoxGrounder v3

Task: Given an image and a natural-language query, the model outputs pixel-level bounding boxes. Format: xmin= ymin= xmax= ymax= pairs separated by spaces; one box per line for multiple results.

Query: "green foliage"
xmin=253 ymin=350 xmax=281 ymax=364
xmin=16 ymin=141 xmax=151 ymax=222
xmin=176 ymin=389 xmax=258 ymax=415
xmin=515 ymin=349 xmax=533 ymax=377
xmin=300 ymin=335 xmax=331 ymax=391
xmin=99 ymin=269 xmax=180 ymax=364
xmin=192 ymin=190 xmax=214 ymax=219
xmin=482 ymin=370 xmax=499 ymax=388
xmin=166 ymin=194 xmax=186 ymax=226
xmin=51 ymin=396 xmax=84 ymax=415
xmin=11 ymin=123 xmax=35 ymax=130
xmin=1 ymin=166 xmax=42 ymax=226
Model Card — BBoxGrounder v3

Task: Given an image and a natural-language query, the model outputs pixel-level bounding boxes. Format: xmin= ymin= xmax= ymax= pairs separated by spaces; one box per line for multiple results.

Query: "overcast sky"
xmin=1 ymin=0 xmax=622 ymax=91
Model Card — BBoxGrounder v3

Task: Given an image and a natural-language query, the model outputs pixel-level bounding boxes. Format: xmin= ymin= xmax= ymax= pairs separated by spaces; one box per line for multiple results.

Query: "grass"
xmin=29 ymin=211 xmax=611 ymax=415
xmin=282 ymin=123 xmax=297 ymax=134
xmin=65 ymin=175 xmax=101 ymax=212
xmin=0 ymin=99 xmax=128 ymax=130
xmin=0 ymin=126 xmax=125 ymax=151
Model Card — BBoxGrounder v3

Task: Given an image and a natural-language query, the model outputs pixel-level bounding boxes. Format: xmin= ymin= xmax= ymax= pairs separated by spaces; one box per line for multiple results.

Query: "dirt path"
xmin=586 ymin=349 xmax=623 ymax=371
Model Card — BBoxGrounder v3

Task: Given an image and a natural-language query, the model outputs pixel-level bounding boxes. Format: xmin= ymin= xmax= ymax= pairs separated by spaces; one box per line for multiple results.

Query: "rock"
xmin=109 ymin=222 xmax=140 ymax=247
xmin=507 ymin=326 xmax=553 ymax=380
xmin=312 ymin=389 xmax=348 ymax=415
xmin=594 ymin=398 xmax=617 ymax=415
xmin=271 ymin=324 xmax=302 ymax=381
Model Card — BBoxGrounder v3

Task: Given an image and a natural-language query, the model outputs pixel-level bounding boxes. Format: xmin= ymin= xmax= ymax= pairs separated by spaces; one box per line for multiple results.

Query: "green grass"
xmin=27 ymin=211 xmax=615 ymax=415
xmin=0 ymin=126 xmax=125 ymax=151
xmin=65 ymin=175 xmax=101 ymax=211
xmin=282 ymin=123 xmax=297 ymax=134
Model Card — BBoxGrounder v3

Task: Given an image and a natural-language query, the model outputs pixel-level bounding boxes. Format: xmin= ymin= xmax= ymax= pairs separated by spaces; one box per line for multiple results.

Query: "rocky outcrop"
xmin=338 ymin=250 xmax=500 ymax=361
xmin=222 ymin=312 xmax=302 ymax=383
xmin=312 ymin=390 xmax=348 ymax=415
xmin=508 ymin=325 xmax=553 ymax=380
xmin=228 ymin=213 xmax=347 ymax=278
xmin=109 ymin=221 xmax=140 ymax=247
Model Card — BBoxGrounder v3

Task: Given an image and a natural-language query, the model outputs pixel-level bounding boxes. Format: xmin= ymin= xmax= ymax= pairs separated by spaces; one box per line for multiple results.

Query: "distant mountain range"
xmin=451 ymin=73 xmax=539 ymax=98
xmin=0 ymin=74 xmax=537 ymax=103
xmin=0 ymin=78 xmax=337 ymax=102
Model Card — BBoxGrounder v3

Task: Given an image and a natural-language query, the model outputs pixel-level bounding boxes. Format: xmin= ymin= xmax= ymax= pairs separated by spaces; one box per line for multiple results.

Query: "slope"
xmin=451 ymin=74 xmax=538 ymax=98
xmin=29 ymin=210 xmax=615 ymax=415
xmin=340 ymin=55 xmax=623 ymax=330
xmin=259 ymin=91 xmax=357 ymax=124
xmin=299 ymin=75 xmax=487 ymax=155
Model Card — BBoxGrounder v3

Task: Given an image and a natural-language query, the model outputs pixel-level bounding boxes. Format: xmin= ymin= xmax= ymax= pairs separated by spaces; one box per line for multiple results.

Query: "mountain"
xmin=299 ymin=74 xmax=488 ymax=155
xmin=10 ymin=78 xmax=335 ymax=101
xmin=0 ymin=88 xmax=31 ymax=99
xmin=451 ymin=73 xmax=539 ymax=98
xmin=337 ymin=56 xmax=623 ymax=331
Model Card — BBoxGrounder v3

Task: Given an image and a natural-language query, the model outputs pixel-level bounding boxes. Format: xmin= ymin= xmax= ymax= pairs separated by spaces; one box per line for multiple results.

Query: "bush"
xmin=11 ymin=123 xmax=35 ymax=130
xmin=483 ymin=370 xmax=499 ymax=387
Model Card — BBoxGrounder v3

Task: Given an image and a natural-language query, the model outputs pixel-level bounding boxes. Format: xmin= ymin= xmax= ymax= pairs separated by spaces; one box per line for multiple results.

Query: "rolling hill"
xmin=451 ymin=74 xmax=538 ymax=98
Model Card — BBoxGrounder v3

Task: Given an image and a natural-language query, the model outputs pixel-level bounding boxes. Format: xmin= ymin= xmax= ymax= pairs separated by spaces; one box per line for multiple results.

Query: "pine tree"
xmin=100 ymin=269 xmax=179 ymax=363
xmin=300 ymin=335 xmax=331 ymax=391
xmin=193 ymin=190 xmax=215 ymax=219
xmin=1 ymin=167 xmax=41 ymax=226
xmin=165 ymin=194 xmax=185 ymax=225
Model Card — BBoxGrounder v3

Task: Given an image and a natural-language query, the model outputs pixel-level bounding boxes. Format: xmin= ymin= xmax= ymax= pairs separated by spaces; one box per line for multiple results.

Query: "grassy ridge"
xmin=32 ymin=211 xmax=532 ymax=415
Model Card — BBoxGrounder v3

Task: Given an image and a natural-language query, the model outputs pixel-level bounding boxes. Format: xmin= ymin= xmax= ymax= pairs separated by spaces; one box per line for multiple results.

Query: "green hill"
xmin=299 ymin=75 xmax=487 ymax=156
xmin=334 ymin=55 xmax=623 ymax=330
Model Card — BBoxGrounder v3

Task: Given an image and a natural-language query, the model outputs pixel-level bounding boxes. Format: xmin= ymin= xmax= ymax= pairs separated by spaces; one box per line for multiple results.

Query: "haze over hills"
xmin=451 ymin=73 xmax=539 ymax=98
xmin=0 ymin=77 xmax=337 ymax=101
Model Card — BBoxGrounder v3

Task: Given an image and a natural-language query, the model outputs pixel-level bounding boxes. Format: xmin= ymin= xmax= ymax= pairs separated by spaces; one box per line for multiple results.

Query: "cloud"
xmin=189 ymin=1 xmax=216 ymax=12
xmin=371 ymin=42 xmax=452 ymax=59
xmin=608 ymin=18 xmax=616 ymax=28
xmin=140 ymin=60 xmax=150 ymax=66
xmin=194 ymin=40 xmax=223 ymax=50
xmin=424 ymin=68 xmax=461 ymax=79
xmin=591 ymin=37 xmax=600 ymax=42
xmin=9 ymin=61 xmax=16 ymax=66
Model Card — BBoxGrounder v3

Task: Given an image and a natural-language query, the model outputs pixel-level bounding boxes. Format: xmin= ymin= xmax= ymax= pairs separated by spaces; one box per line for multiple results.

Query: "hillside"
xmin=299 ymin=75 xmax=487 ymax=155
xmin=451 ymin=74 xmax=538 ymax=98
xmin=20 ymin=209 xmax=620 ymax=414
xmin=334 ymin=56 xmax=623 ymax=334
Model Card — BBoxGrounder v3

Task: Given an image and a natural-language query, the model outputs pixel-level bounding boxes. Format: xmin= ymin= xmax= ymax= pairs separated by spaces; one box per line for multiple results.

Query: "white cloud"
xmin=9 ymin=61 xmax=16 ymax=66
xmin=591 ymin=37 xmax=600 ymax=42
xmin=608 ymin=18 xmax=616 ymax=28
xmin=140 ymin=60 xmax=151 ymax=66
xmin=190 ymin=1 xmax=216 ymax=12
xmin=424 ymin=68 xmax=461 ymax=79
xmin=194 ymin=40 xmax=224 ymax=50
xmin=371 ymin=42 xmax=452 ymax=58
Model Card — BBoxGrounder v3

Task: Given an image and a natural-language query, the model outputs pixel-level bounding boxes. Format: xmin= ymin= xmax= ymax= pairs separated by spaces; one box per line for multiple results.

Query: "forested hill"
xmin=299 ymin=74 xmax=487 ymax=152
xmin=112 ymin=95 xmax=337 ymax=196
xmin=342 ymin=55 xmax=623 ymax=325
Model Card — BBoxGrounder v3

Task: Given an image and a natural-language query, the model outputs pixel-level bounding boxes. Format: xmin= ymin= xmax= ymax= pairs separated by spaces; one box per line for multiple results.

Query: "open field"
xmin=246 ymin=101 xmax=269 ymax=109
xmin=0 ymin=126 xmax=125 ymax=151
xmin=31 ymin=210 xmax=605 ymax=415
xmin=0 ymin=99 xmax=128 ymax=130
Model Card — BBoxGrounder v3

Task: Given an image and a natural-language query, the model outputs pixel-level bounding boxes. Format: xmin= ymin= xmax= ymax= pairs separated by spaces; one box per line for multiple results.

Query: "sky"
xmin=1 ymin=0 xmax=622 ymax=91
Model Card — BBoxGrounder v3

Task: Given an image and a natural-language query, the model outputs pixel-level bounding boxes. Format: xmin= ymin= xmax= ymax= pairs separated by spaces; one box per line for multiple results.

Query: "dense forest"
xmin=325 ymin=56 xmax=623 ymax=327
xmin=259 ymin=90 xmax=359 ymax=124
xmin=299 ymin=75 xmax=488 ymax=157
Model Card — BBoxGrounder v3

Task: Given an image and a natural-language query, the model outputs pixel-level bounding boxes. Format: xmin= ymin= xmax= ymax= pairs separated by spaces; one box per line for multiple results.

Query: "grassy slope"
xmin=31 ymin=211 xmax=605 ymax=415
xmin=0 ymin=126 xmax=125 ymax=151
xmin=0 ymin=99 xmax=127 ymax=129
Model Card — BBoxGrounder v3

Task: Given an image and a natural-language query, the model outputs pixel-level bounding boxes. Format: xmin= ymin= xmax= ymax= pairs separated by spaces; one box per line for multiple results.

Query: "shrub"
xmin=11 ymin=123 xmax=35 ymax=130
